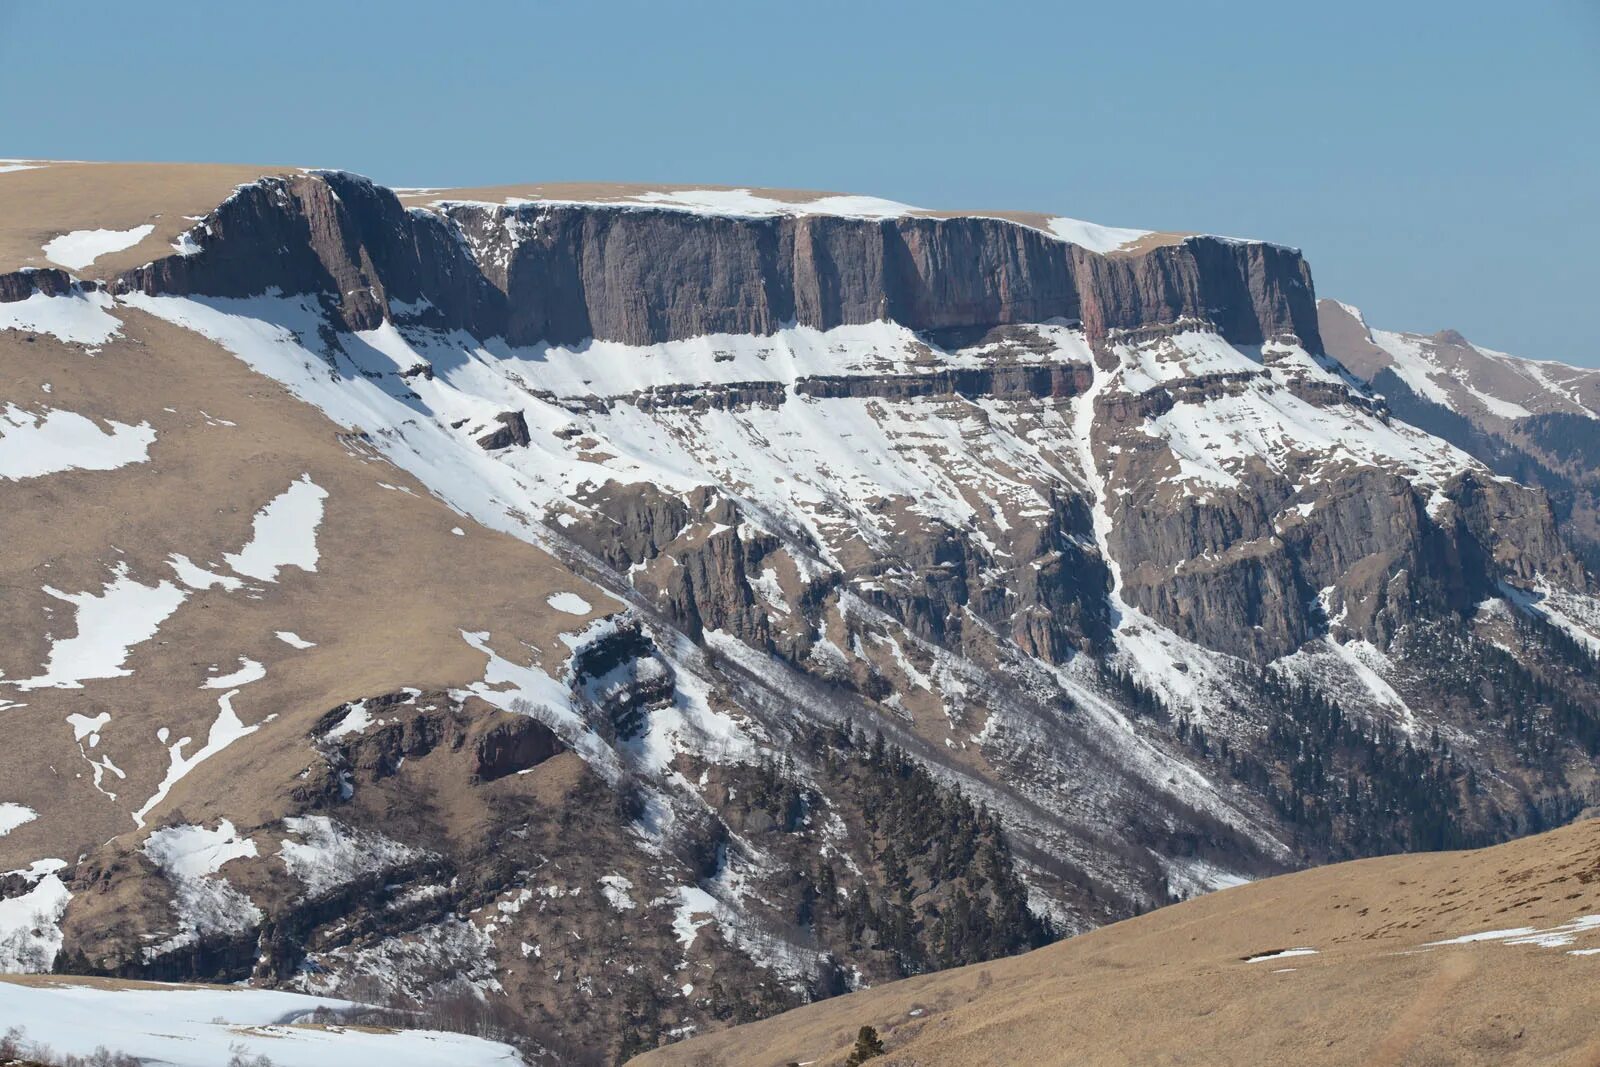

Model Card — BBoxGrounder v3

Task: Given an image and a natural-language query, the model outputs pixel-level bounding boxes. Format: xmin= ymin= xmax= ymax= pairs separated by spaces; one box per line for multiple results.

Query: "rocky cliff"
xmin=115 ymin=171 xmax=1321 ymax=353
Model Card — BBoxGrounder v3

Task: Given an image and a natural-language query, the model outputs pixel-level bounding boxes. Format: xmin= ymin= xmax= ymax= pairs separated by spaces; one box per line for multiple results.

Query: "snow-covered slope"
xmin=1319 ymin=298 xmax=1600 ymax=427
xmin=0 ymin=977 xmax=520 ymax=1066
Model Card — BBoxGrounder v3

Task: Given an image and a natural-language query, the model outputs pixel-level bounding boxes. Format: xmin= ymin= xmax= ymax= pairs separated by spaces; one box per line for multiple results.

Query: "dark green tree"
xmin=845 ymin=1025 xmax=886 ymax=1065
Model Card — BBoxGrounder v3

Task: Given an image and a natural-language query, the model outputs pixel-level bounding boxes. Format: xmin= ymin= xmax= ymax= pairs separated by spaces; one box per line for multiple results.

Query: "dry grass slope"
xmin=632 ymin=818 xmax=1600 ymax=1066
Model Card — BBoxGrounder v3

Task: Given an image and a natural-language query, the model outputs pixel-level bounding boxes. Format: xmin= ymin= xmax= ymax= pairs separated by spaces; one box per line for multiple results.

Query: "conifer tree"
xmin=845 ymin=1025 xmax=886 ymax=1065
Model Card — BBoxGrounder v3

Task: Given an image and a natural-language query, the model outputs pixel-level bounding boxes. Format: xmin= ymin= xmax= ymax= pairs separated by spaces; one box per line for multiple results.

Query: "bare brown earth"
xmin=633 ymin=818 xmax=1600 ymax=1067
xmin=0 ymin=162 xmax=296 ymax=275
xmin=0 ymin=300 xmax=607 ymax=868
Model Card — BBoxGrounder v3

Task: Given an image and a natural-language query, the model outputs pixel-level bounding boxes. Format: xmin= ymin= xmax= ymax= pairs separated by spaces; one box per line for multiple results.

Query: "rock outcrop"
xmin=116 ymin=171 xmax=1322 ymax=354
xmin=0 ymin=266 xmax=75 ymax=301
xmin=475 ymin=410 xmax=531 ymax=450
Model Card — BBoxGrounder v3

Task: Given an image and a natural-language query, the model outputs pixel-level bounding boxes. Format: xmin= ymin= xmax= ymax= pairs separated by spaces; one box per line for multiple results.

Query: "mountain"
xmin=1318 ymin=299 xmax=1600 ymax=429
xmin=2 ymin=161 xmax=1600 ymax=1062
xmin=1319 ymin=298 xmax=1600 ymax=574
xmin=629 ymin=815 xmax=1600 ymax=1066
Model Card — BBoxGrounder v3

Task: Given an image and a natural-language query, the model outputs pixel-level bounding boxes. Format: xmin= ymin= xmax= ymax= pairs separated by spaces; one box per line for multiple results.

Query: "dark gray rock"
xmin=116 ymin=172 xmax=1322 ymax=356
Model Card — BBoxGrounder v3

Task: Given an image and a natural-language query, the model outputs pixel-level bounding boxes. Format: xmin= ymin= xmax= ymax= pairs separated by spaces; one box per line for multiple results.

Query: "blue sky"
xmin=4 ymin=1 xmax=1596 ymax=362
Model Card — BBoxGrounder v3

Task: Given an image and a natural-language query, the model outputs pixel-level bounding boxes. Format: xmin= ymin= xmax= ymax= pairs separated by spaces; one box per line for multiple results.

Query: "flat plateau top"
xmin=0 ymin=160 xmax=1189 ymax=278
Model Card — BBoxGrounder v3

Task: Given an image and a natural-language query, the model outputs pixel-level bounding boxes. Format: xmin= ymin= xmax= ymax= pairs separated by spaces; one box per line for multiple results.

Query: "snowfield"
xmin=223 ymin=474 xmax=328 ymax=581
xmin=0 ymin=403 xmax=155 ymax=480
xmin=11 ymin=565 xmax=188 ymax=691
xmin=41 ymin=224 xmax=154 ymax=270
xmin=0 ymin=977 xmax=522 ymax=1067
xmin=0 ymin=287 xmax=122 ymax=348
xmin=1047 ymin=215 xmax=1152 ymax=253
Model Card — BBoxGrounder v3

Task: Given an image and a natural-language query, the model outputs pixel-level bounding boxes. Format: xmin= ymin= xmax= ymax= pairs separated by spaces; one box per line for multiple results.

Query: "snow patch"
xmin=0 ymin=403 xmax=155 ymax=479
xmin=1164 ymin=856 xmax=1250 ymax=900
xmin=321 ymin=699 xmax=375 ymax=741
xmin=671 ymin=885 xmax=718 ymax=948
xmin=172 ymin=230 xmax=204 ymax=257
xmin=0 ymin=288 xmax=122 ymax=348
xmin=1245 ymin=947 xmax=1317 ymax=963
xmin=546 ymin=591 xmax=593 ymax=615
xmin=458 ymin=629 xmax=620 ymax=780
xmin=143 ymin=820 xmax=258 ymax=881
xmin=0 ymin=803 xmax=37 ymax=836
xmin=279 ymin=815 xmax=424 ymax=897
xmin=42 ymin=224 xmax=154 ymax=270
xmin=11 ymin=564 xmax=187 ymax=691
xmin=134 ymin=689 xmax=272 ymax=827
xmin=67 ymin=712 xmax=110 ymax=741
xmin=202 ymin=656 xmax=265 ymax=689
xmin=1047 ymin=216 xmax=1152 ymax=254
xmin=599 ymin=874 xmax=637 ymax=911
xmin=223 ymin=474 xmax=328 ymax=581
xmin=1428 ymin=914 xmax=1600 ymax=950
xmin=0 ymin=875 xmax=70 ymax=971
xmin=1500 ymin=580 xmax=1600 ymax=656
xmin=167 ymin=554 xmax=244 ymax=591
xmin=538 ymin=187 xmax=918 ymax=220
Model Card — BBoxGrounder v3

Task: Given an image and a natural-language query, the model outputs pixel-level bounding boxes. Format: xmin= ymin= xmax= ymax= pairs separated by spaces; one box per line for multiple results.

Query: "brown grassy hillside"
xmin=633 ymin=817 xmax=1600 ymax=1066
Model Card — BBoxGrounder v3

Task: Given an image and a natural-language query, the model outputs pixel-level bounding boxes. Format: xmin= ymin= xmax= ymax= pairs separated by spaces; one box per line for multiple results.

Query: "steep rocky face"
xmin=1074 ymin=237 xmax=1320 ymax=351
xmin=0 ymin=266 xmax=75 ymax=302
xmin=1109 ymin=456 xmax=1585 ymax=661
xmin=118 ymin=172 xmax=1319 ymax=353
xmin=120 ymin=173 xmax=499 ymax=336
xmin=7 ymin=165 xmax=1600 ymax=1066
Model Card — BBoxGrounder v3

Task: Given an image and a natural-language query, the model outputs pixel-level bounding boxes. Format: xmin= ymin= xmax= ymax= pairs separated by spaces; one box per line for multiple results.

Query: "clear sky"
xmin=4 ymin=1 xmax=1596 ymax=363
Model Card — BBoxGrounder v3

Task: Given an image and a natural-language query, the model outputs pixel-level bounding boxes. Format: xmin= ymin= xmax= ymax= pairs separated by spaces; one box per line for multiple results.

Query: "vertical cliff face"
xmin=118 ymin=172 xmax=500 ymax=335
xmin=1072 ymin=237 xmax=1321 ymax=353
xmin=115 ymin=171 xmax=1320 ymax=355
xmin=0 ymin=266 xmax=76 ymax=301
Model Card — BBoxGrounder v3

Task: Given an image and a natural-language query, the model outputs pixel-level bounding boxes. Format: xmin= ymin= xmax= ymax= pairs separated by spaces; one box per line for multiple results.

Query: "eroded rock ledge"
xmin=115 ymin=171 xmax=1322 ymax=354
